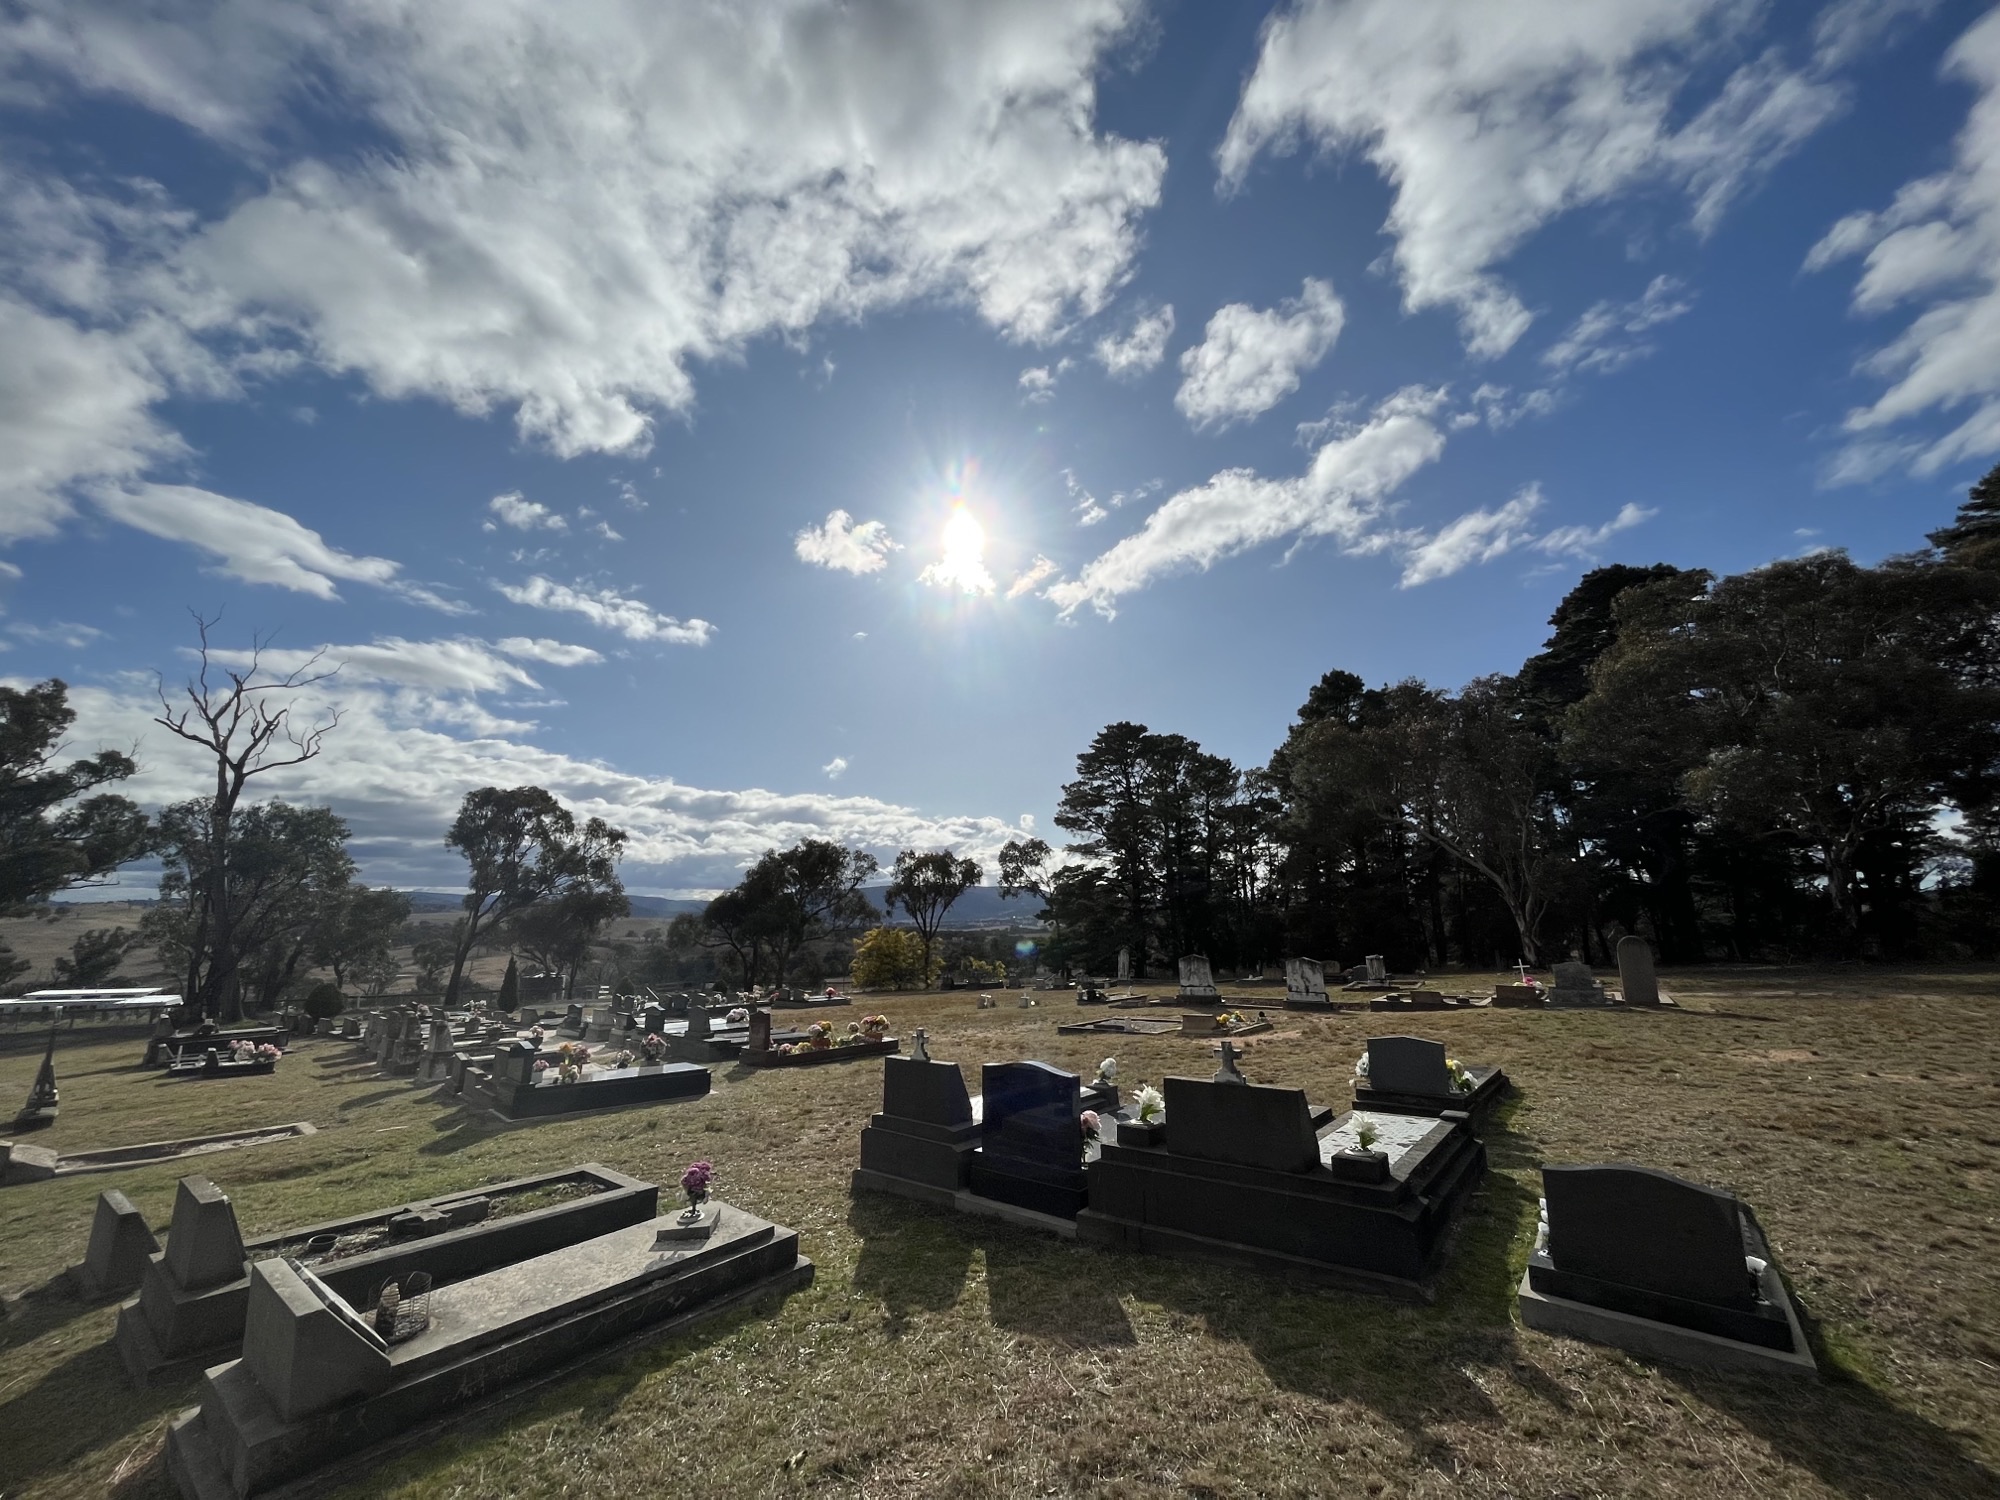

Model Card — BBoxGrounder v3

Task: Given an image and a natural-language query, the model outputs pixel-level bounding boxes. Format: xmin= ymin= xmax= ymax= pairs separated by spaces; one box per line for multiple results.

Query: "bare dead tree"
xmin=155 ymin=612 xmax=341 ymax=1019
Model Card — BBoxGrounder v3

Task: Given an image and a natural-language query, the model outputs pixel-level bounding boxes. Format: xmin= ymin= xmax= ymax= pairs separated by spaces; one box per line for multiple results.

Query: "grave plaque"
xmin=1617 ymin=936 xmax=1660 ymax=1006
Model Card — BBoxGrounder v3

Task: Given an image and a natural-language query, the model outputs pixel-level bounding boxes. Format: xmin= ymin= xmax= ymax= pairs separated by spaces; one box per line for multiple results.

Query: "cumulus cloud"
xmin=794 ymin=509 xmax=900 ymax=575
xmin=1017 ymin=363 xmax=1065 ymax=403
xmin=495 ymin=575 xmax=714 ymax=645
xmin=1047 ymin=385 xmax=1449 ymax=617
xmin=91 ymin=482 xmax=403 ymax=599
xmin=1542 ymin=276 xmax=1695 ymax=376
xmin=487 ymin=491 xmax=566 ymax=531
xmin=4 ymin=0 xmax=1165 ymax=463
xmin=1219 ymin=1 xmax=1843 ymax=357
xmin=1175 ymin=278 xmax=1344 ymax=428
xmin=1806 ymin=7 xmax=2000 ymax=475
xmin=1094 ymin=303 xmax=1175 ymax=376
xmin=822 ymin=756 xmax=848 ymax=780
xmin=55 ymin=673 xmax=1024 ymax=894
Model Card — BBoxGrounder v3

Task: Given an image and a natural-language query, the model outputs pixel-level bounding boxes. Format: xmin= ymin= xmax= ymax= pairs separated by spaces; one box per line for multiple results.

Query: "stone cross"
xmin=1212 ymin=1039 xmax=1247 ymax=1085
xmin=910 ymin=1028 xmax=931 ymax=1063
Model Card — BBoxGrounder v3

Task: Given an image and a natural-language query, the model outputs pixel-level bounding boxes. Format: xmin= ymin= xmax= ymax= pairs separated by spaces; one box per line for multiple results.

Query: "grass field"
xmin=1 ymin=967 xmax=1996 ymax=1499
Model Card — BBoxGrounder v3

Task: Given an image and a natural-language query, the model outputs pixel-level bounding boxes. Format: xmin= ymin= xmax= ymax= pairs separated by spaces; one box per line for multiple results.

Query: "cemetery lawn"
xmin=1 ymin=967 xmax=1997 ymax=1500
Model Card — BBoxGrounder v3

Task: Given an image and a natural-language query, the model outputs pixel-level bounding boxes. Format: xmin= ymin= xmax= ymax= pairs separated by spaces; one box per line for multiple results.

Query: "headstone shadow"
xmin=336 ymin=1087 xmax=411 ymax=1113
xmin=0 ymin=1336 xmax=193 ymax=1491
xmin=980 ymin=1227 xmax=1136 ymax=1348
xmin=846 ymin=1193 xmax=977 ymax=1340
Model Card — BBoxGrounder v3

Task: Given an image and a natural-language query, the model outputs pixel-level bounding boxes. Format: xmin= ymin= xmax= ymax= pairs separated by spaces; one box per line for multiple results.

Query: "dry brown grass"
xmin=1 ymin=967 xmax=1997 ymax=1499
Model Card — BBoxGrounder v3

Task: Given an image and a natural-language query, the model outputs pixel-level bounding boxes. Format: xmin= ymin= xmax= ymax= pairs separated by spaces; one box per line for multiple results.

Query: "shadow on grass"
xmin=0 ymin=1275 xmax=106 ymax=1350
xmin=847 ymin=1192 xmax=975 ymax=1339
xmin=418 ymin=1105 xmax=504 ymax=1156
xmin=0 ymin=1334 xmax=193 ymax=1493
xmin=337 ymin=1087 xmax=413 ymax=1113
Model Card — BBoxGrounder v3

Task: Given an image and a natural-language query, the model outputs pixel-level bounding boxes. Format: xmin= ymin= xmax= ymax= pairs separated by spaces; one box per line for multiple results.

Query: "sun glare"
xmin=918 ymin=502 xmax=997 ymax=596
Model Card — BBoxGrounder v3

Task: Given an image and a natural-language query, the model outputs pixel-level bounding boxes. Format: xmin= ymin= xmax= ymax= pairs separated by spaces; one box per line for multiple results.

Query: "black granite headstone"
xmin=882 ymin=1055 xmax=973 ymax=1127
xmin=1162 ymin=1077 xmax=1319 ymax=1173
xmin=1366 ymin=1035 xmax=1453 ymax=1096
xmin=979 ymin=1061 xmax=1080 ymax=1169
xmin=1542 ymin=1164 xmax=1753 ymax=1309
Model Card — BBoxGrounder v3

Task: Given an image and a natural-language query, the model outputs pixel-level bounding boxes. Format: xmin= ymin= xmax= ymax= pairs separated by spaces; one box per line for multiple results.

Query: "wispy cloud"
xmin=1396 ymin=485 xmax=1545 ymax=588
xmin=92 ymin=482 xmax=402 ymax=600
xmin=494 ymin=575 xmax=713 ymax=645
xmin=1542 ymin=276 xmax=1695 ymax=376
xmin=495 ymin=636 xmax=604 ymax=668
xmin=1006 ymin=555 xmax=1060 ymax=599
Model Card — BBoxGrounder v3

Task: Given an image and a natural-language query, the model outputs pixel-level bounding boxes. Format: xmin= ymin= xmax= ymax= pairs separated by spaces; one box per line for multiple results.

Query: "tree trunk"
xmin=444 ymin=909 xmax=484 ymax=1006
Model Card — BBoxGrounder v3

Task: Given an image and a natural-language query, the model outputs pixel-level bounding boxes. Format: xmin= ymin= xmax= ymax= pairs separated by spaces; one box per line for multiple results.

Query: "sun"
xmin=918 ymin=502 xmax=996 ymax=595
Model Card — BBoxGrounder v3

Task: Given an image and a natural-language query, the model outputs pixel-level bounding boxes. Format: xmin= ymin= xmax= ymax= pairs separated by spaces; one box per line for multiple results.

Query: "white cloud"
xmin=1094 ymin=303 xmax=1175 ymax=376
xmin=1533 ymin=501 xmax=1657 ymax=562
xmin=917 ymin=505 xmax=997 ymax=596
xmin=1064 ymin=469 xmax=1108 ymax=526
xmin=1006 ymin=555 xmax=1060 ymax=599
xmin=1542 ymin=276 xmax=1695 ymax=376
xmin=9 ymin=620 xmax=105 ymax=648
xmin=54 ymin=673 xmax=1025 ymax=895
xmin=1398 ymin=485 xmax=1545 ymax=587
xmin=0 ymin=296 xmax=180 ymax=543
xmin=1018 ymin=363 xmax=1066 ymax=403
xmin=7 ymin=0 xmax=1165 ymax=461
xmin=1175 ymin=278 xmax=1344 ymax=428
xmin=204 ymin=636 xmax=540 ymax=695
xmin=1807 ymin=7 xmax=2000 ymax=475
xmin=822 ymin=756 xmax=848 ymax=780
xmin=1219 ymin=1 xmax=1843 ymax=357
xmin=495 ymin=636 xmax=604 ymax=668
xmin=91 ymin=482 xmax=402 ymax=599
xmin=1047 ymin=385 xmax=1449 ymax=617
xmin=488 ymin=491 xmax=566 ymax=532
xmin=590 ymin=520 xmax=622 ymax=541
xmin=495 ymin=575 xmax=714 ymax=645
xmin=794 ymin=509 xmax=900 ymax=575
xmin=1811 ymin=0 xmax=1942 ymax=72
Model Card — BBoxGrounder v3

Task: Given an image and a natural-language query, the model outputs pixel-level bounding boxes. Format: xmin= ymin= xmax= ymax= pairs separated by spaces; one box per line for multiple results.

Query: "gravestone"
xmin=1284 ymin=957 xmax=1328 ymax=1007
xmin=493 ymin=1038 xmax=538 ymax=1087
xmin=1177 ymin=955 xmax=1220 ymax=1001
xmin=1162 ymin=1075 xmax=1318 ymax=1173
xmin=910 ymin=1027 xmax=932 ymax=1063
xmin=74 ymin=1189 xmax=162 ymax=1299
xmin=686 ymin=1004 xmax=712 ymax=1040
xmin=1180 ymin=1011 xmax=1220 ymax=1034
xmin=1115 ymin=947 xmax=1131 ymax=983
xmin=13 ymin=1030 xmax=60 ymax=1130
xmin=747 ymin=1008 xmax=772 ymax=1053
xmin=241 ymin=1257 xmax=394 ymax=1423
xmin=1617 ymin=936 xmax=1661 ymax=1006
xmin=1365 ymin=954 xmax=1387 ymax=983
xmin=116 ymin=1174 xmax=254 ymax=1385
xmin=1366 ymin=1036 xmax=1454 ymax=1096
xmin=165 ymin=1175 xmax=248 ymax=1292
xmin=1212 ymin=1039 xmax=1248 ymax=1085
xmin=1550 ymin=961 xmax=1608 ymax=1004
xmin=1521 ymin=1164 xmax=1812 ymax=1370
xmin=967 ymin=1061 xmax=1088 ymax=1218
xmin=1357 ymin=1035 xmax=1508 ymax=1122
xmin=853 ymin=1047 xmax=983 ymax=1198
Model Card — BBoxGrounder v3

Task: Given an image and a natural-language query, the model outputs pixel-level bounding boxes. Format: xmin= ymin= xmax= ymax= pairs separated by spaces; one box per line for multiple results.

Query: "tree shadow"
xmin=846 ymin=1192 xmax=977 ymax=1340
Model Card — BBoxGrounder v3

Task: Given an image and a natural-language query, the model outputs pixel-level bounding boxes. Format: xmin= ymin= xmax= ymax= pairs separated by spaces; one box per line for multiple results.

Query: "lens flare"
xmin=918 ymin=503 xmax=997 ymax=596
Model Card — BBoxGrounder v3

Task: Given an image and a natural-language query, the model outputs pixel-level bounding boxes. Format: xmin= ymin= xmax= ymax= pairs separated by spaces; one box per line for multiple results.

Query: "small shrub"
xmin=303 ymin=981 xmax=346 ymax=1020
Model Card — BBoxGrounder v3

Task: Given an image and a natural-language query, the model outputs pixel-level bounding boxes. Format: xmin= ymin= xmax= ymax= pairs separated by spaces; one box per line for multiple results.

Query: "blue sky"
xmin=3 ymin=0 xmax=1997 ymax=897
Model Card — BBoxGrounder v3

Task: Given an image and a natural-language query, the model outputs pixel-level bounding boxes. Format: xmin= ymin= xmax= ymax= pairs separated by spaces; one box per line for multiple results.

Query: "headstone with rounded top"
xmin=1616 ymin=936 xmax=1661 ymax=1006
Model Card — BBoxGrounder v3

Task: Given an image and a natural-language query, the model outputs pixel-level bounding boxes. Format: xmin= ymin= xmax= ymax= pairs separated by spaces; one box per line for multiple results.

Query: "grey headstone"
xmin=243 ymin=1258 xmax=393 ymax=1422
xmin=1115 ymin=947 xmax=1131 ymax=983
xmin=1365 ymin=954 xmax=1387 ymax=983
xmin=1365 ymin=1035 xmax=1454 ymax=1097
xmin=1212 ymin=1040 xmax=1247 ymax=1084
xmin=1284 ymin=957 xmax=1326 ymax=1001
xmin=80 ymin=1189 xmax=161 ymax=1298
xmin=910 ymin=1027 xmax=931 ymax=1063
xmin=881 ymin=1054 xmax=973 ymax=1127
xmin=1551 ymin=961 xmax=1602 ymax=994
xmin=1617 ymin=936 xmax=1660 ymax=1005
xmin=685 ymin=1004 xmax=712 ymax=1039
xmin=162 ymin=1175 xmax=247 ymax=1293
xmin=1163 ymin=1077 xmax=1318 ymax=1173
xmin=1177 ymin=955 xmax=1218 ymax=997
xmin=1542 ymin=1164 xmax=1755 ymax=1310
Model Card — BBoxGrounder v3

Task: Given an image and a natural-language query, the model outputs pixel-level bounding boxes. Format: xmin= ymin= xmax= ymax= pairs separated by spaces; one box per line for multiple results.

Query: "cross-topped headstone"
xmin=1212 ymin=1039 xmax=1247 ymax=1084
xmin=910 ymin=1028 xmax=931 ymax=1063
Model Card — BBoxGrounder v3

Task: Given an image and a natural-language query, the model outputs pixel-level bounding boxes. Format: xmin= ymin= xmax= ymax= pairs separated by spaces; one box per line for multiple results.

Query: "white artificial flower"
xmin=1098 ymin=1057 xmax=1118 ymax=1082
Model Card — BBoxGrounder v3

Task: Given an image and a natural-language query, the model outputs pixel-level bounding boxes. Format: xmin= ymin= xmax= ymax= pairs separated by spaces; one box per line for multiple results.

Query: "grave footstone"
xmin=74 ymin=1189 xmax=162 ymax=1299
xmin=1520 ymin=1164 xmax=1813 ymax=1371
xmin=1616 ymin=937 xmax=1661 ymax=1006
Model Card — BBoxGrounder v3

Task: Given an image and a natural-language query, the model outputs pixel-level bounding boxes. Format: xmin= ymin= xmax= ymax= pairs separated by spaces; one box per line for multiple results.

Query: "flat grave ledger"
xmin=1491 ymin=984 xmax=1547 ymax=1008
xmin=1368 ymin=990 xmax=1476 ymax=1012
xmin=1518 ymin=1164 xmax=1815 ymax=1375
xmin=1078 ymin=1074 xmax=1485 ymax=1298
xmin=1354 ymin=1035 xmax=1508 ymax=1122
xmin=164 ymin=1202 xmax=814 ymax=1500
xmin=145 ymin=1026 xmax=289 ymax=1068
xmin=486 ymin=1040 xmax=711 ymax=1119
xmin=1056 ymin=1015 xmax=1180 ymax=1037
xmin=852 ymin=1051 xmax=981 ymax=1200
xmin=740 ymin=1008 xmax=897 ymax=1067
xmin=165 ymin=1047 xmax=278 ymax=1081
xmin=116 ymin=1165 xmax=658 ymax=1387
xmin=1177 ymin=1011 xmax=1274 ymax=1038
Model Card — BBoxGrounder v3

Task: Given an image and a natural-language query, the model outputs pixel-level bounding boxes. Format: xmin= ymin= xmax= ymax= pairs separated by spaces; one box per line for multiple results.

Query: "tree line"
xmin=999 ymin=467 xmax=2000 ymax=973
